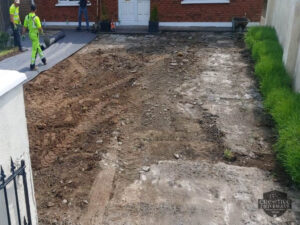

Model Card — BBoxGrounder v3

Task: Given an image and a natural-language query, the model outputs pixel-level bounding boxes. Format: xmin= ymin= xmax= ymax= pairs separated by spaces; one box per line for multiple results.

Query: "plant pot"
xmin=232 ymin=17 xmax=249 ymax=32
xmin=100 ymin=21 xmax=111 ymax=32
xmin=148 ymin=21 xmax=159 ymax=33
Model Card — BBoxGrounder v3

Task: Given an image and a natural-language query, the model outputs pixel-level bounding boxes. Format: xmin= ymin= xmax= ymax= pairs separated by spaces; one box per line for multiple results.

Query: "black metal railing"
xmin=0 ymin=159 xmax=32 ymax=225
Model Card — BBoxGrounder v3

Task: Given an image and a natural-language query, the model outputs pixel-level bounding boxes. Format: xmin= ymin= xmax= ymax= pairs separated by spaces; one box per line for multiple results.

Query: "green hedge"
xmin=0 ymin=32 xmax=9 ymax=50
xmin=245 ymin=26 xmax=300 ymax=185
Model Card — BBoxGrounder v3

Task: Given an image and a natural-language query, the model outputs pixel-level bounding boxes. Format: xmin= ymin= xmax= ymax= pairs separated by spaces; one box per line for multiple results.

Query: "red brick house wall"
xmin=35 ymin=0 xmax=94 ymax=22
xmin=152 ymin=0 xmax=264 ymax=22
xmin=35 ymin=0 xmax=263 ymax=23
xmin=35 ymin=0 xmax=118 ymax=22
xmin=103 ymin=0 xmax=118 ymax=21
xmin=20 ymin=0 xmax=32 ymax=21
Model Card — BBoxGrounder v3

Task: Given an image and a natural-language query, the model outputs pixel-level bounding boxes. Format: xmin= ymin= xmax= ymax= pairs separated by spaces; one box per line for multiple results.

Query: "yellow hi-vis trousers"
xmin=29 ymin=32 xmax=44 ymax=65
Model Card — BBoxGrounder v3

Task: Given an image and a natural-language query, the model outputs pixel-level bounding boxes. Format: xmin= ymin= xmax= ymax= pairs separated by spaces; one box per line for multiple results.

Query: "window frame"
xmin=55 ymin=0 xmax=91 ymax=7
xmin=181 ymin=0 xmax=230 ymax=4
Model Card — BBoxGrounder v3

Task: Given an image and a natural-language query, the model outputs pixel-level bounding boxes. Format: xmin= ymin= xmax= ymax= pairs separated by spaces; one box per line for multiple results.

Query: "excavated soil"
xmin=24 ymin=33 xmax=300 ymax=225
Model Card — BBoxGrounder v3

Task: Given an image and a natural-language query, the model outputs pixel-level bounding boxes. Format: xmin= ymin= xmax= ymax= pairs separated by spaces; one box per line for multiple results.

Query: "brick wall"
xmin=20 ymin=0 xmax=31 ymax=21
xmin=35 ymin=0 xmax=118 ymax=22
xmin=35 ymin=0 xmax=263 ymax=23
xmin=151 ymin=0 xmax=264 ymax=22
xmin=102 ymin=0 xmax=118 ymax=21
xmin=34 ymin=0 xmax=96 ymax=22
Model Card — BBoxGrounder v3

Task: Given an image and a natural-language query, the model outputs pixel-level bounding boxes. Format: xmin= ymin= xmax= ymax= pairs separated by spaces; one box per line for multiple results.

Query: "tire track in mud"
xmin=39 ymin=73 xmax=139 ymax=167
xmin=41 ymin=103 xmax=127 ymax=167
xmin=68 ymin=57 xmax=87 ymax=75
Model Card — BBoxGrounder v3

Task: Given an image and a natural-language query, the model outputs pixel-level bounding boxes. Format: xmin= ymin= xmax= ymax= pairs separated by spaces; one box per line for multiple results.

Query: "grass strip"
xmin=0 ymin=47 xmax=18 ymax=57
xmin=245 ymin=26 xmax=300 ymax=185
xmin=0 ymin=47 xmax=18 ymax=60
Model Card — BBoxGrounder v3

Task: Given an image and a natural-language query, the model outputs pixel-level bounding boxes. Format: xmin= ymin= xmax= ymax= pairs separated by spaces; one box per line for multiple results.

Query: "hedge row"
xmin=245 ymin=26 xmax=300 ymax=185
xmin=0 ymin=32 xmax=9 ymax=50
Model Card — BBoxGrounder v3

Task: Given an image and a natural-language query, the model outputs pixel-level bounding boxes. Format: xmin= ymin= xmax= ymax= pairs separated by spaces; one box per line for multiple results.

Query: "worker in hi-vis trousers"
xmin=22 ymin=4 xmax=46 ymax=71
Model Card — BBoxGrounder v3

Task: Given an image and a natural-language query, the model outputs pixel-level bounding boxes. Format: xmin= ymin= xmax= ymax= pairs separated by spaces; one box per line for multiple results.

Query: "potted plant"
xmin=232 ymin=13 xmax=249 ymax=32
xmin=100 ymin=3 xmax=111 ymax=32
xmin=148 ymin=6 xmax=159 ymax=33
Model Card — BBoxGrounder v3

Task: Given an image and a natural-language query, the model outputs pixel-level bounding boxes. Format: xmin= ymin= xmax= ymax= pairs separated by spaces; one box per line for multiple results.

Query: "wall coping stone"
xmin=0 ymin=70 xmax=26 ymax=97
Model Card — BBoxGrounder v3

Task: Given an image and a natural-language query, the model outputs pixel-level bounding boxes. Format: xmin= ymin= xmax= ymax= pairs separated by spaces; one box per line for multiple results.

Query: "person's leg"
xmin=36 ymin=35 xmax=45 ymax=58
xmin=32 ymin=33 xmax=46 ymax=65
xmin=11 ymin=23 xmax=18 ymax=47
xmin=37 ymin=46 xmax=45 ymax=60
xmin=78 ymin=7 xmax=82 ymax=30
xmin=30 ymin=34 xmax=39 ymax=69
xmin=16 ymin=25 xmax=22 ymax=51
xmin=30 ymin=41 xmax=38 ymax=69
xmin=36 ymin=35 xmax=46 ymax=65
xmin=83 ymin=7 xmax=89 ymax=30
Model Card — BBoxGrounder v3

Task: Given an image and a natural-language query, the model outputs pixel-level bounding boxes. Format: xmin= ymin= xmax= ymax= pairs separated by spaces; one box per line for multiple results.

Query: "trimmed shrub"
xmin=150 ymin=6 xmax=159 ymax=22
xmin=276 ymin=120 xmax=300 ymax=183
xmin=101 ymin=4 xmax=109 ymax=21
xmin=265 ymin=88 xmax=300 ymax=128
xmin=245 ymin=26 xmax=277 ymax=49
xmin=0 ymin=32 xmax=9 ymax=50
xmin=245 ymin=26 xmax=300 ymax=185
xmin=260 ymin=71 xmax=292 ymax=97
xmin=252 ymin=27 xmax=278 ymax=42
xmin=254 ymin=56 xmax=283 ymax=78
xmin=252 ymin=40 xmax=282 ymax=61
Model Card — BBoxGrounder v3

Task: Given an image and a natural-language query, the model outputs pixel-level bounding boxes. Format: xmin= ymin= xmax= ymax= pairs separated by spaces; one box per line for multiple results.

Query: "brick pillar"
xmin=20 ymin=0 xmax=31 ymax=22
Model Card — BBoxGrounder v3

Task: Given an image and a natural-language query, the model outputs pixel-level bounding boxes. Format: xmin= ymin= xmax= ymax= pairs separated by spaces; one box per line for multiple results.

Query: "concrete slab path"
xmin=0 ymin=30 xmax=96 ymax=83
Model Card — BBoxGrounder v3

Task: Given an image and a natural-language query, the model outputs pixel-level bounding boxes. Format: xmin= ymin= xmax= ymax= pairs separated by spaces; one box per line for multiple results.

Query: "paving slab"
xmin=0 ymin=30 xmax=96 ymax=84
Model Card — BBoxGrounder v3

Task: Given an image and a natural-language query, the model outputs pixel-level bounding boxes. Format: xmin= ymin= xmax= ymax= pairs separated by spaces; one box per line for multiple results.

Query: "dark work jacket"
xmin=80 ymin=0 xmax=87 ymax=8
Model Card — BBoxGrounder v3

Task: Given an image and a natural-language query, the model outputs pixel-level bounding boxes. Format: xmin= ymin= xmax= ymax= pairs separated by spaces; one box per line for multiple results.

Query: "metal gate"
xmin=0 ymin=159 xmax=32 ymax=225
xmin=0 ymin=0 xmax=11 ymax=32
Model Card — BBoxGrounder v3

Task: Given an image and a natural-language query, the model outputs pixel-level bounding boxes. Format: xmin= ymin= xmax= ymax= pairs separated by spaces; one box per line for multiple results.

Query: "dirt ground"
xmin=24 ymin=32 xmax=300 ymax=225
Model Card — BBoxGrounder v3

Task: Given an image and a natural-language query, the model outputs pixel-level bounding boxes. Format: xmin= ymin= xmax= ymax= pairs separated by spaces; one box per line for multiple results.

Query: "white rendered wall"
xmin=0 ymin=85 xmax=38 ymax=225
xmin=266 ymin=0 xmax=300 ymax=92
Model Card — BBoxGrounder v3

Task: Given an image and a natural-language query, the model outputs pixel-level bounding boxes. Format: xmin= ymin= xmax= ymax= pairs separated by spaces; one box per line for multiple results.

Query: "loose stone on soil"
xmin=174 ymin=153 xmax=180 ymax=159
xmin=47 ymin=202 xmax=55 ymax=208
xmin=142 ymin=166 xmax=150 ymax=172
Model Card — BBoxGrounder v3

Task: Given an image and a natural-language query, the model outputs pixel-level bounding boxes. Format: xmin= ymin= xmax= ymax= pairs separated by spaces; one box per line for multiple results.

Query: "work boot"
xmin=30 ymin=64 xmax=37 ymax=71
xmin=42 ymin=57 xmax=47 ymax=65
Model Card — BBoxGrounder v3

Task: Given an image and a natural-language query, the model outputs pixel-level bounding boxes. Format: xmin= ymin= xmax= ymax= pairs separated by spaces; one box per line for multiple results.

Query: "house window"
xmin=181 ymin=0 xmax=230 ymax=4
xmin=56 ymin=0 xmax=92 ymax=7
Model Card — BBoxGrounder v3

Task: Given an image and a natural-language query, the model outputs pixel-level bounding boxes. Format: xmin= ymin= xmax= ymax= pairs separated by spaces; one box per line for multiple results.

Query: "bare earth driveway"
xmin=24 ymin=32 xmax=300 ymax=225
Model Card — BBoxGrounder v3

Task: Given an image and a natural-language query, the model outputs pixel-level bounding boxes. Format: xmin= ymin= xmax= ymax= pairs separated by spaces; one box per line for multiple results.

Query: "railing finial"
xmin=0 ymin=166 xmax=6 ymax=181
xmin=10 ymin=157 xmax=16 ymax=172
xmin=24 ymin=217 xmax=28 ymax=225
